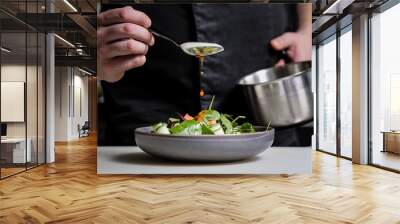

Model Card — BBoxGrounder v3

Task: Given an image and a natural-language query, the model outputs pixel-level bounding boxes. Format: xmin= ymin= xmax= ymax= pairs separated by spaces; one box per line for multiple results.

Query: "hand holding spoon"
xmin=149 ymin=28 xmax=224 ymax=57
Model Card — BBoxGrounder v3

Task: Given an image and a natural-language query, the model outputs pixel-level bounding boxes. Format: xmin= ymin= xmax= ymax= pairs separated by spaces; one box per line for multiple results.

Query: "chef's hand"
xmin=270 ymin=29 xmax=311 ymax=66
xmin=97 ymin=6 xmax=154 ymax=83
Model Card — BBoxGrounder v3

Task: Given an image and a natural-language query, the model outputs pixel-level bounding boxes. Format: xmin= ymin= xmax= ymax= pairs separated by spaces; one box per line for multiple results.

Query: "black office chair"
xmin=78 ymin=121 xmax=90 ymax=138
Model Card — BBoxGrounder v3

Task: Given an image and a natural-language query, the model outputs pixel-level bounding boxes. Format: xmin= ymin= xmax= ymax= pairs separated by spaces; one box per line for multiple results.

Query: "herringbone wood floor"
xmin=1 ymin=135 xmax=400 ymax=224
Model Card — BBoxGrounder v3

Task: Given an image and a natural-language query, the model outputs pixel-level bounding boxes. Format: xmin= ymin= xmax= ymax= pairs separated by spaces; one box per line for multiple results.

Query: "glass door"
xmin=1 ymin=29 xmax=28 ymax=178
xmin=27 ymin=30 xmax=38 ymax=169
xmin=317 ymin=35 xmax=337 ymax=154
xmin=0 ymin=0 xmax=46 ymax=179
xmin=339 ymin=27 xmax=352 ymax=158
xmin=26 ymin=0 xmax=46 ymax=169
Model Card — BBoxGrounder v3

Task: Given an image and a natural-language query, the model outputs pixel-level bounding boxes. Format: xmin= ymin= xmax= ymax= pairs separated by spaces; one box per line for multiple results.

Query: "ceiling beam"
xmin=322 ymin=0 xmax=356 ymax=14
xmin=67 ymin=14 xmax=96 ymax=47
xmin=55 ymin=55 xmax=96 ymax=71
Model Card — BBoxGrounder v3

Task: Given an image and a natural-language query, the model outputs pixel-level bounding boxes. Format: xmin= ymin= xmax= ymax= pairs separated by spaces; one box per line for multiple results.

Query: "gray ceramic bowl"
xmin=135 ymin=126 xmax=274 ymax=162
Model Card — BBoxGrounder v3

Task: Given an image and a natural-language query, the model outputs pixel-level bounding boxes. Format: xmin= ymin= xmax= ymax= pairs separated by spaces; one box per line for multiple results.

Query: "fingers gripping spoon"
xmin=149 ymin=29 xmax=224 ymax=57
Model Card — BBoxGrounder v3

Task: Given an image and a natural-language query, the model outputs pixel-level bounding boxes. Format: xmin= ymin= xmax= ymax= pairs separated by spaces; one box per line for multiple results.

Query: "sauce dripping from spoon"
xmin=198 ymin=55 xmax=205 ymax=97
xmin=148 ymin=30 xmax=224 ymax=99
xmin=183 ymin=45 xmax=223 ymax=98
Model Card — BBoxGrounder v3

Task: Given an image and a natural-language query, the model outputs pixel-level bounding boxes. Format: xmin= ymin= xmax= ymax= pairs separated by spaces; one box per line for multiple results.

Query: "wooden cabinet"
xmin=382 ymin=132 xmax=400 ymax=154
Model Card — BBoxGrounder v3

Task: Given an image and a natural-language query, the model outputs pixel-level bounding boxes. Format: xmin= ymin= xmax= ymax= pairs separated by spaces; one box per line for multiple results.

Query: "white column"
xmin=46 ymin=0 xmax=56 ymax=163
xmin=352 ymin=14 xmax=369 ymax=164
xmin=46 ymin=33 xmax=55 ymax=163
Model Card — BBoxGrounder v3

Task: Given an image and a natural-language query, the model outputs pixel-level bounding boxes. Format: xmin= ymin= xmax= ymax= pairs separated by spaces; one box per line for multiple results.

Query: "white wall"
xmin=1 ymin=63 xmax=46 ymax=164
xmin=1 ymin=65 xmax=26 ymax=81
xmin=55 ymin=66 xmax=70 ymax=141
xmin=1 ymin=65 xmax=27 ymax=140
xmin=71 ymin=73 xmax=89 ymax=138
xmin=1 ymin=65 xmax=26 ymax=128
xmin=1 ymin=65 xmax=41 ymax=138
xmin=54 ymin=67 xmax=89 ymax=141
xmin=1 ymin=82 xmax=25 ymax=122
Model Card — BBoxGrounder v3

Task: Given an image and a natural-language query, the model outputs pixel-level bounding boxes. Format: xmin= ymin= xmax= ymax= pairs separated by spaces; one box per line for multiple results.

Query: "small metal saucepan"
xmin=238 ymin=61 xmax=313 ymax=127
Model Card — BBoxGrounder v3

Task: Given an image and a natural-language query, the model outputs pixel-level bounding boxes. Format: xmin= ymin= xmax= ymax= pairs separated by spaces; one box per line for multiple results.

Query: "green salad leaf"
xmin=150 ymin=97 xmax=262 ymax=135
xmin=201 ymin=124 xmax=214 ymax=135
xmin=220 ymin=114 xmax=233 ymax=134
xmin=209 ymin=123 xmax=224 ymax=135
xmin=170 ymin=120 xmax=202 ymax=136
xmin=203 ymin=110 xmax=220 ymax=122
xmin=152 ymin=122 xmax=170 ymax=134
xmin=240 ymin=122 xmax=256 ymax=133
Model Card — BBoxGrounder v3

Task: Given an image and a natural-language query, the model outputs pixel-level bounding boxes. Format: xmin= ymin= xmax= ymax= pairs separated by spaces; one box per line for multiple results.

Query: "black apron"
xmin=99 ymin=4 xmax=310 ymax=146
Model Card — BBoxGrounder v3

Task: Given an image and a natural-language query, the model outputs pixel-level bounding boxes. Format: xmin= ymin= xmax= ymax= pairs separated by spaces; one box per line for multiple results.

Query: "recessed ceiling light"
xmin=54 ymin=34 xmax=75 ymax=48
xmin=63 ymin=0 xmax=78 ymax=12
xmin=322 ymin=0 xmax=354 ymax=15
xmin=1 ymin=47 xmax=11 ymax=53
xmin=77 ymin=67 xmax=93 ymax=76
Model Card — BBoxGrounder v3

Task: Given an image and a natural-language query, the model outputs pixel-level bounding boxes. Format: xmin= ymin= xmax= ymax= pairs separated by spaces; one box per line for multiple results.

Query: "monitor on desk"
xmin=1 ymin=123 xmax=7 ymax=139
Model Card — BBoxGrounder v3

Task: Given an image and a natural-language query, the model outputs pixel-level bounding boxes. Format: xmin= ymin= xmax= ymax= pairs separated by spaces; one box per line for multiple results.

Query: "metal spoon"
xmin=149 ymin=28 xmax=224 ymax=57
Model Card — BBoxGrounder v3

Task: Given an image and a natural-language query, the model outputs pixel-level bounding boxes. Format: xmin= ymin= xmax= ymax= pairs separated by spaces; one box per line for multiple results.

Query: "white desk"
xmin=1 ymin=138 xmax=31 ymax=163
xmin=98 ymin=146 xmax=312 ymax=175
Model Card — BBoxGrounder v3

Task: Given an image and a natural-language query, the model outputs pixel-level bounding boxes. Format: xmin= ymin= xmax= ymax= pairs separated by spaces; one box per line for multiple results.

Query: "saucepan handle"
xmin=268 ymin=42 xmax=291 ymax=64
xmin=277 ymin=49 xmax=292 ymax=64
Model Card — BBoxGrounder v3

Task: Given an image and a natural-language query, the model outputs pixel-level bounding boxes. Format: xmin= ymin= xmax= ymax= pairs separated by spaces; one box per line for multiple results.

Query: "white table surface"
xmin=1 ymin=138 xmax=26 ymax=143
xmin=98 ymin=146 xmax=312 ymax=175
xmin=1 ymin=137 xmax=31 ymax=163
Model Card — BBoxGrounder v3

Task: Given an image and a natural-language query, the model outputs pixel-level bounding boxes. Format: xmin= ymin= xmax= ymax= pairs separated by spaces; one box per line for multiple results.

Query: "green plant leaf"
xmin=240 ymin=122 xmax=255 ymax=133
xmin=232 ymin=116 xmax=246 ymax=124
xmin=201 ymin=124 xmax=214 ymax=135
xmin=220 ymin=114 xmax=233 ymax=134
xmin=168 ymin=117 xmax=181 ymax=128
xmin=170 ymin=120 xmax=202 ymax=135
xmin=210 ymin=123 xmax=224 ymax=135
xmin=152 ymin=122 xmax=170 ymax=134
xmin=208 ymin=95 xmax=216 ymax=110
xmin=203 ymin=110 xmax=220 ymax=122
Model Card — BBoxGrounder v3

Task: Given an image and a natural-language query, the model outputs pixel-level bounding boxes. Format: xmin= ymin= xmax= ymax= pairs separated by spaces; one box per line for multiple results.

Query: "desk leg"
xmin=382 ymin=133 xmax=386 ymax=152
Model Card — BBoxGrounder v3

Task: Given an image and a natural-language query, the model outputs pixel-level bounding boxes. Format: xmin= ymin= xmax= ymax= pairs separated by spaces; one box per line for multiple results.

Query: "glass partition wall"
xmin=370 ymin=2 xmax=400 ymax=171
xmin=0 ymin=1 xmax=46 ymax=179
xmin=317 ymin=35 xmax=337 ymax=155
xmin=316 ymin=0 xmax=400 ymax=172
xmin=316 ymin=26 xmax=353 ymax=159
xmin=339 ymin=27 xmax=352 ymax=159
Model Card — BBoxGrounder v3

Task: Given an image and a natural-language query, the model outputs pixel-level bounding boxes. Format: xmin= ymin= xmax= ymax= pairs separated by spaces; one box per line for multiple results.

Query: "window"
xmin=370 ymin=2 xmax=400 ymax=171
xmin=317 ymin=36 xmax=337 ymax=154
xmin=339 ymin=28 xmax=352 ymax=158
